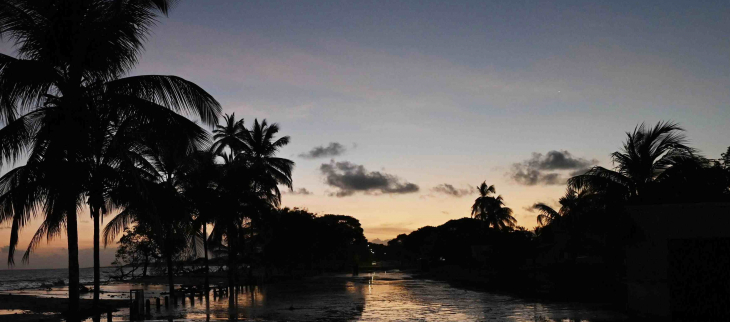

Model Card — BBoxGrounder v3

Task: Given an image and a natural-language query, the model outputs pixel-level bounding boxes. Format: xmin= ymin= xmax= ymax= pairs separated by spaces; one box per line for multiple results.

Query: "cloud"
xmin=364 ymin=222 xmax=414 ymax=236
xmin=441 ymin=211 xmax=450 ymax=215
xmin=287 ymin=188 xmax=313 ymax=195
xmin=431 ymin=184 xmax=473 ymax=197
xmin=299 ymin=142 xmax=347 ymax=159
xmin=509 ymin=150 xmax=598 ymax=186
xmin=320 ymin=160 xmax=419 ymax=197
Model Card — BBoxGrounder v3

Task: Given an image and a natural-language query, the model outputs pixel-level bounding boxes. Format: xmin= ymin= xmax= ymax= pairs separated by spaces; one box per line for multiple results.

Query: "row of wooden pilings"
xmin=128 ymin=285 xmax=237 ymax=320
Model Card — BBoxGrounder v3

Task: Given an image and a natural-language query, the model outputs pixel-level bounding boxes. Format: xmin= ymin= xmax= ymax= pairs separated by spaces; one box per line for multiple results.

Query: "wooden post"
xmin=107 ymin=311 xmax=112 ymax=322
xmin=164 ymin=296 xmax=169 ymax=308
xmin=156 ymin=297 xmax=161 ymax=310
xmin=145 ymin=299 xmax=151 ymax=315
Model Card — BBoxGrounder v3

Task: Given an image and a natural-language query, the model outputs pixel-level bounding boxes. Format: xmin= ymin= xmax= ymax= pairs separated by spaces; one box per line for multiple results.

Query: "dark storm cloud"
xmin=299 ymin=142 xmax=347 ymax=159
xmin=509 ymin=150 xmax=598 ymax=186
xmin=320 ymin=160 xmax=419 ymax=197
xmin=431 ymin=184 xmax=473 ymax=197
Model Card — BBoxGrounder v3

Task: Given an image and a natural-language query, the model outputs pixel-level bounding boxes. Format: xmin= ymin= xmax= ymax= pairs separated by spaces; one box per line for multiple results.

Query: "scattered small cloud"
xmin=431 ymin=183 xmax=473 ymax=197
xmin=287 ymin=188 xmax=313 ymax=195
xmin=441 ymin=211 xmax=450 ymax=215
xmin=509 ymin=150 xmax=598 ymax=186
xmin=299 ymin=142 xmax=347 ymax=159
xmin=320 ymin=160 xmax=419 ymax=197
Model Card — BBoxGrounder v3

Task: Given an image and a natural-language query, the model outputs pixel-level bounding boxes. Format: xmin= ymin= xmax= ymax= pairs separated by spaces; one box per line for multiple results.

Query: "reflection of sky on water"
xmin=7 ymin=272 xmax=627 ymax=321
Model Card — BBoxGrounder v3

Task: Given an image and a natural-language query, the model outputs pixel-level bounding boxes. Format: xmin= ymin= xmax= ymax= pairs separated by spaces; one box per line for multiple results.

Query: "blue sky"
xmin=1 ymin=0 xmax=729 ymax=268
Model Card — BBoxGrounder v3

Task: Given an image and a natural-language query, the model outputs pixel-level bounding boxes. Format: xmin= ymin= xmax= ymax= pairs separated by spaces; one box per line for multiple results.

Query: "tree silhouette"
xmin=568 ymin=121 xmax=695 ymax=202
xmin=471 ymin=182 xmax=516 ymax=231
xmin=0 ymin=1 xmax=220 ymax=317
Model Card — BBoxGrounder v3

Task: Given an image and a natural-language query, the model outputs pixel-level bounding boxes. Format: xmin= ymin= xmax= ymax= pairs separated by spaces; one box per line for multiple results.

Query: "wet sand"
xmin=0 ymin=294 xmax=127 ymax=322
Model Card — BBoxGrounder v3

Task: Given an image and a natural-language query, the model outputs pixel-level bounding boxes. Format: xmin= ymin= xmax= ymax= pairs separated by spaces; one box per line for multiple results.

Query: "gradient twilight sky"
xmin=1 ymin=0 xmax=729 ymax=269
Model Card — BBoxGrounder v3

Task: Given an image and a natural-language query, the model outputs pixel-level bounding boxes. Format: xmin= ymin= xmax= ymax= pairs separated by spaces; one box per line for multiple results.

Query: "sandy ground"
xmin=0 ymin=294 xmax=127 ymax=322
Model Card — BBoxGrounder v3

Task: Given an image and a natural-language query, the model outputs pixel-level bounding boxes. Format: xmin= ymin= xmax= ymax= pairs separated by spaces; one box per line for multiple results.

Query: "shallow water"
xmin=0 ymin=267 xmax=117 ymax=291
xmin=17 ymin=271 xmax=627 ymax=322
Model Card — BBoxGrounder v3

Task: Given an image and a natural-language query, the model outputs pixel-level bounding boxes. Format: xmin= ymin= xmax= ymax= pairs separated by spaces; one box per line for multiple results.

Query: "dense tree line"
xmin=372 ymin=122 xmax=730 ymax=302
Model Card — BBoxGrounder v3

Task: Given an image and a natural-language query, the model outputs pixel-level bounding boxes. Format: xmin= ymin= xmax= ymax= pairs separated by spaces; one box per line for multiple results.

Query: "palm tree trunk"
xmin=166 ymin=251 xmax=175 ymax=303
xmin=92 ymin=205 xmax=101 ymax=308
xmin=227 ymin=223 xmax=237 ymax=312
xmin=67 ymin=206 xmax=81 ymax=321
xmin=142 ymin=254 xmax=149 ymax=278
xmin=203 ymin=224 xmax=210 ymax=296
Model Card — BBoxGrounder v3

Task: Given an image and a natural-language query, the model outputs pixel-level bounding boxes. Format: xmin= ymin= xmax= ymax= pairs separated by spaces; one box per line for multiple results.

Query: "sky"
xmin=1 ymin=0 xmax=729 ymax=269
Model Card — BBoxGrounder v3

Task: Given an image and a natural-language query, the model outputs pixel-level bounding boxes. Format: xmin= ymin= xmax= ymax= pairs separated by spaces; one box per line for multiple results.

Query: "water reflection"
xmin=57 ymin=272 xmax=626 ymax=321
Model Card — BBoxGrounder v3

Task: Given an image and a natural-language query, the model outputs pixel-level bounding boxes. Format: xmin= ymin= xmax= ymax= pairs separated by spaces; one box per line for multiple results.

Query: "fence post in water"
xmin=156 ymin=297 xmax=161 ymax=311
xmin=190 ymin=293 xmax=195 ymax=306
xmin=107 ymin=311 xmax=112 ymax=322
xmin=164 ymin=296 xmax=169 ymax=309
xmin=145 ymin=299 xmax=151 ymax=315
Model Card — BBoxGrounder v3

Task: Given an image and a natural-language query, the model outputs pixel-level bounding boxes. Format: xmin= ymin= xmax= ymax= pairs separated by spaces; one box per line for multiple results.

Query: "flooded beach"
xmin=4 ymin=271 xmax=628 ymax=321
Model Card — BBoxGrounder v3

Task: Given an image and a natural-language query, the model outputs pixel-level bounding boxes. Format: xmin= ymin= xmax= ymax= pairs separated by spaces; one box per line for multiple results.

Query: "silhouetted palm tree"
xmin=207 ymin=117 xmax=293 ymax=307
xmin=532 ymin=187 xmax=596 ymax=227
xmin=211 ymin=113 xmax=247 ymax=156
xmin=568 ymin=121 xmax=695 ymax=202
xmin=103 ymin=136 xmax=206 ymax=302
xmin=471 ymin=182 xmax=516 ymax=230
xmin=0 ymin=1 xmax=220 ymax=316
xmin=241 ymin=119 xmax=294 ymax=204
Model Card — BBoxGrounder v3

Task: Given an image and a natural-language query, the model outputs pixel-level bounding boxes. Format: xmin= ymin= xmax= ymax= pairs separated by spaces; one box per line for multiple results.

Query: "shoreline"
xmin=0 ymin=294 xmax=127 ymax=322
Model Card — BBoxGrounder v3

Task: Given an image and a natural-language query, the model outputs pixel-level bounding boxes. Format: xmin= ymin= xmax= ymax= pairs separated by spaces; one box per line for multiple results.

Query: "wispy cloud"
xmin=299 ymin=142 xmax=347 ymax=159
xmin=364 ymin=222 xmax=414 ymax=236
xmin=287 ymin=188 xmax=314 ymax=195
xmin=431 ymin=183 xmax=473 ymax=197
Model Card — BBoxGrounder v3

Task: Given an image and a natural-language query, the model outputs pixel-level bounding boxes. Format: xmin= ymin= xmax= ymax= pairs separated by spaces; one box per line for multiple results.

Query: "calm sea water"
xmin=1 ymin=270 xmax=629 ymax=321
xmin=0 ymin=267 xmax=116 ymax=291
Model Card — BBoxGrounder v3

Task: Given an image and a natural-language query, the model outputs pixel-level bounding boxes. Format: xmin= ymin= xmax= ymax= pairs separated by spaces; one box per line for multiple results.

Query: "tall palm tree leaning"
xmin=568 ymin=121 xmax=696 ymax=202
xmin=0 ymin=0 xmax=221 ymax=318
xmin=471 ymin=182 xmax=516 ymax=231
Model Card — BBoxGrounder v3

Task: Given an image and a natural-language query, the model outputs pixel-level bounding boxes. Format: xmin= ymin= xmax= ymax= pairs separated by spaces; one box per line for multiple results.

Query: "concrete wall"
xmin=626 ymin=203 xmax=730 ymax=319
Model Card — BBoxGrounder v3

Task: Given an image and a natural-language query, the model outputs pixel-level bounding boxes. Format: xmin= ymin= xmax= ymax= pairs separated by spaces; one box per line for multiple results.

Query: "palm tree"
xmin=471 ymin=182 xmax=516 ymax=231
xmin=568 ymin=121 xmax=695 ymax=202
xmin=103 ymin=135 xmax=206 ymax=303
xmin=0 ymin=1 xmax=221 ymax=317
xmin=210 ymin=113 xmax=247 ymax=156
xmin=208 ymin=116 xmax=294 ymax=309
xmin=532 ymin=187 xmax=597 ymax=227
xmin=240 ymin=119 xmax=294 ymax=203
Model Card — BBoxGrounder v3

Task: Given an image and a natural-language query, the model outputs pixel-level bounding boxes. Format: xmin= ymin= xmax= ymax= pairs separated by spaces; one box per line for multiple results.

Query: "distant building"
xmin=626 ymin=203 xmax=730 ymax=320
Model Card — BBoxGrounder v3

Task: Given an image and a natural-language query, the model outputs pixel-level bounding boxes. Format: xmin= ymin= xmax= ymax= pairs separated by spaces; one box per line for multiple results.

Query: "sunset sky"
xmin=1 ymin=0 xmax=729 ymax=269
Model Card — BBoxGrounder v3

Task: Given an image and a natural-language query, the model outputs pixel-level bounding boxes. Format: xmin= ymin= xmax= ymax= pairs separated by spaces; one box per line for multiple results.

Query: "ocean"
xmin=0 ymin=267 xmax=117 ymax=291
